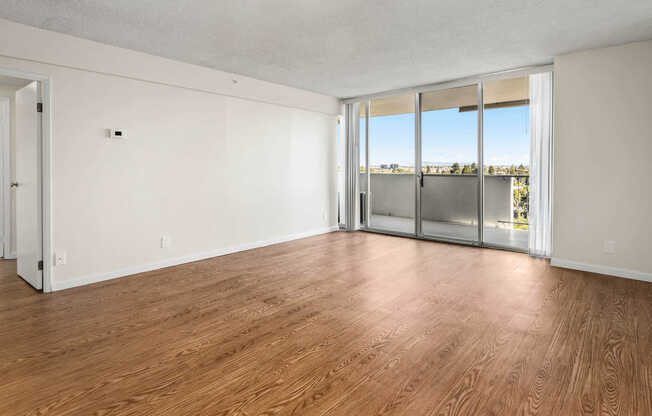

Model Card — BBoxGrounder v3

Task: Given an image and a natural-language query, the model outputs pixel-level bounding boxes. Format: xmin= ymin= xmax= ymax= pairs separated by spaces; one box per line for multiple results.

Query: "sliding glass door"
xmin=418 ymin=85 xmax=480 ymax=243
xmin=356 ymin=73 xmax=535 ymax=252
xmin=365 ymin=94 xmax=416 ymax=235
xmin=482 ymin=76 xmax=531 ymax=250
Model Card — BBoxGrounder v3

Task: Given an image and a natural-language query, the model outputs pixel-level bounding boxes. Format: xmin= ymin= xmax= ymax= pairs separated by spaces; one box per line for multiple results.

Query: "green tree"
xmin=425 ymin=165 xmax=431 ymax=174
xmin=471 ymin=162 xmax=477 ymax=173
xmin=512 ymin=177 xmax=530 ymax=230
xmin=488 ymin=165 xmax=495 ymax=175
xmin=451 ymin=162 xmax=460 ymax=174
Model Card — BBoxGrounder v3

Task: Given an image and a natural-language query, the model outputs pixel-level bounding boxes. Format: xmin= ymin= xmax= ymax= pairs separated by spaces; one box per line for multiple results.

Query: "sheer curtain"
xmin=528 ymin=72 xmax=553 ymax=257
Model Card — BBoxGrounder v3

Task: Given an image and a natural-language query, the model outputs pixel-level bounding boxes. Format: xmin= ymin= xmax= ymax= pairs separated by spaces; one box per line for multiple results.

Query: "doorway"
xmin=0 ymin=69 xmax=52 ymax=291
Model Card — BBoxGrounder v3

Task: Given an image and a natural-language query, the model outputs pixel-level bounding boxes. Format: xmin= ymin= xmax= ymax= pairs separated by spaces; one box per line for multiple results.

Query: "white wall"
xmin=0 ymin=19 xmax=341 ymax=290
xmin=553 ymin=40 xmax=652 ymax=280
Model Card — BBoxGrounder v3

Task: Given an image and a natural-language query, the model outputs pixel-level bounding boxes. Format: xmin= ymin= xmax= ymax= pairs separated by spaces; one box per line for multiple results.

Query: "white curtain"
xmin=528 ymin=72 xmax=553 ymax=258
xmin=344 ymin=103 xmax=361 ymax=230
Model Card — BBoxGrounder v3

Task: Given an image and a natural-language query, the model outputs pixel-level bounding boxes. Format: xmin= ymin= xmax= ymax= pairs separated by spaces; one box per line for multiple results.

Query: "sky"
xmin=360 ymin=106 xmax=530 ymax=167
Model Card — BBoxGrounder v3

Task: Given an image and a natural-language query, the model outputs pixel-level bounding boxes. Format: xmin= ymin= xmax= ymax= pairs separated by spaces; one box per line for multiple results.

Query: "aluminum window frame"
xmin=347 ymin=64 xmax=552 ymax=253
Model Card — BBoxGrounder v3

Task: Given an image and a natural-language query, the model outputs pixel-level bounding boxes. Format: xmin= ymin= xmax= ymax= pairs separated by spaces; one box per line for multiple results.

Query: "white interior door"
xmin=15 ymin=81 xmax=42 ymax=290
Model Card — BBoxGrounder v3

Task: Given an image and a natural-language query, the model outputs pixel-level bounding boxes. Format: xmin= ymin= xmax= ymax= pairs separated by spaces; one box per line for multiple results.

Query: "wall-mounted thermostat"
xmin=108 ymin=129 xmax=125 ymax=139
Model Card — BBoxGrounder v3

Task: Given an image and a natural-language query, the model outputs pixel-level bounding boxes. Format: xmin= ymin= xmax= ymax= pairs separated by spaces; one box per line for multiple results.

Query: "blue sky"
xmin=361 ymin=106 xmax=530 ymax=167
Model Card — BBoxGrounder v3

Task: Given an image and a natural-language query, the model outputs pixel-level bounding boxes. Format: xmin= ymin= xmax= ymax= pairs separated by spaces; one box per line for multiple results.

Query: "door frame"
xmin=361 ymin=96 xmax=420 ymax=236
xmin=0 ymin=67 xmax=54 ymax=292
xmin=360 ymin=84 xmax=484 ymax=246
xmin=415 ymin=82 xmax=483 ymax=245
xmin=0 ymin=96 xmax=9 ymax=258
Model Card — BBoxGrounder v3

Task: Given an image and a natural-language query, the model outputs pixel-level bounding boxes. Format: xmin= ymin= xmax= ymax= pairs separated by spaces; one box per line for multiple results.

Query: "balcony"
xmin=359 ymin=173 xmax=528 ymax=250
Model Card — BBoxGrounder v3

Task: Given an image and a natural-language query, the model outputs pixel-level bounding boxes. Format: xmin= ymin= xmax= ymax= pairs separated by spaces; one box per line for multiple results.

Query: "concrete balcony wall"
xmin=421 ymin=175 xmax=478 ymax=225
xmin=359 ymin=174 xmax=414 ymax=219
xmin=359 ymin=174 xmax=513 ymax=226
xmin=484 ymin=176 xmax=514 ymax=227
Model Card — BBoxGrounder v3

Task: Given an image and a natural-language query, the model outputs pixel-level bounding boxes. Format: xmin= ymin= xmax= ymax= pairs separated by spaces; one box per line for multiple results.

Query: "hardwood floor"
xmin=1 ymin=231 xmax=651 ymax=415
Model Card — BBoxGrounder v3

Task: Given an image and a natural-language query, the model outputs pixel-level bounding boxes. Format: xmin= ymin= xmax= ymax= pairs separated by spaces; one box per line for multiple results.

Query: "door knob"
xmin=10 ymin=182 xmax=18 ymax=188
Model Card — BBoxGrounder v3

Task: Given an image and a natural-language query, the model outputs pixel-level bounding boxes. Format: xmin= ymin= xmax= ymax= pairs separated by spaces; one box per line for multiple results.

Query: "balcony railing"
xmin=359 ymin=173 xmax=528 ymax=230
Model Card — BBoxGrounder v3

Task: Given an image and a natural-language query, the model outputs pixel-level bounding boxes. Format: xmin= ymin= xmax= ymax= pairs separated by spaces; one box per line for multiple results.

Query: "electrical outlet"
xmin=160 ymin=235 xmax=171 ymax=248
xmin=55 ymin=251 xmax=67 ymax=266
xmin=603 ymin=240 xmax=616 ymax=254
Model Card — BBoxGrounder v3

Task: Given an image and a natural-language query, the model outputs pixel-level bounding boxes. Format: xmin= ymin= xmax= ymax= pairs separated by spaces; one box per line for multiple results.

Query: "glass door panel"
xmin=420 ymin=85 xmax=479 ymax=242
xmin=482 ymin=76 xmax=530 ymax=250
xmin=367 ymin=94 xmax=415 ymax=234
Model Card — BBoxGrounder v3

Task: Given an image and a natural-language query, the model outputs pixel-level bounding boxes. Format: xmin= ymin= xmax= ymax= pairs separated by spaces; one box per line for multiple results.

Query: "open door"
xmin=14 ymin=81 xmax=42 ymax=290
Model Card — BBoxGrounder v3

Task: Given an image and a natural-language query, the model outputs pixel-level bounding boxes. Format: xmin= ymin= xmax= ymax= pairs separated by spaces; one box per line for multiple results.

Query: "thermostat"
xmin=108 ymin=129 xmax=125 ymax=139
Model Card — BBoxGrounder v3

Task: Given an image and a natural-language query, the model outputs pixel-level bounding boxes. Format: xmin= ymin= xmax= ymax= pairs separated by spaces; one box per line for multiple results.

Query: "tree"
xmin=462 ymin=165 xmax=472 ymax=174
xmin=488 ymin=165 xmax=495 ymax=175
xmin=425 ymin=165 xmax=431 ymax=174
xmin=451 ymin=162 xmax=460 ymax=174
xmin=471 ymin=162 xmax=477 ymax=173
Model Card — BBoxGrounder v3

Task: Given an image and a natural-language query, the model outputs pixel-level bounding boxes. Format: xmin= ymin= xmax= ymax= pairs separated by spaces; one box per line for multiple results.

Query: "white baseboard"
xmin=52 ymin=226 xmax=339 ymax=292
xmin=551 ymin=258 xmax=652 ymax=283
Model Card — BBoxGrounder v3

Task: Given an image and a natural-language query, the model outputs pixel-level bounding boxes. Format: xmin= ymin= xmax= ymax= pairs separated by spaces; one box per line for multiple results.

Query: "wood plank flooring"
xmin=1 ymin=231 xmax=651 ymax=415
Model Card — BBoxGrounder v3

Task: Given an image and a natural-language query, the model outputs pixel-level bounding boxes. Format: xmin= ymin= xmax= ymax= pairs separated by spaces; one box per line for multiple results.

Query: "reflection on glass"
xmin=483 ymin=76 xmax=530 ymax=250
xmin=420 ymin=85 xmax=479 ymax=241
xmin=367 ymin=94 xmax=415 ymax=234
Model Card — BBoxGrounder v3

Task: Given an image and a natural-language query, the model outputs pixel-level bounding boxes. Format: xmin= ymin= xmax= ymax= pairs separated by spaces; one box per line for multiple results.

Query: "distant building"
xmin=379 ymin=163 xmax=399 ymax=170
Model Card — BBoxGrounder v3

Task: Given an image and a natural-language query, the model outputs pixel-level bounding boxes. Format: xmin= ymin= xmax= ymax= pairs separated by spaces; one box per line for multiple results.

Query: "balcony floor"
xmin=368 ymin=214 xmax=528 ymax=251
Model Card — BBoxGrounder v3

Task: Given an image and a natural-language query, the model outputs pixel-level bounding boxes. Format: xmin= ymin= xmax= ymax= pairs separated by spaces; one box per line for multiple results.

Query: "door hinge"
xmin=36 ymin=102 xmax=43 ymax=113
xmin=38 ymin=260 xmax=43 ymax=271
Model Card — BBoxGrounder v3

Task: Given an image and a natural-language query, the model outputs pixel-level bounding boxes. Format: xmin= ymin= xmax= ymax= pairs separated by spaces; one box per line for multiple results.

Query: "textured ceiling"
xmin=1 ymin=0 xmax=651 ymax=98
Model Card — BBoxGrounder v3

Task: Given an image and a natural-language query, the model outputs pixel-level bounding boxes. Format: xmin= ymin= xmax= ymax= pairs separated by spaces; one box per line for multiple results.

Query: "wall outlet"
xmin=603 ymin=240 xmax=616 ymax=254
xmin=160 ymin=235 xmax=171 ymax=248
xmin=55 ymin=251 xmax=67 ymax=266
